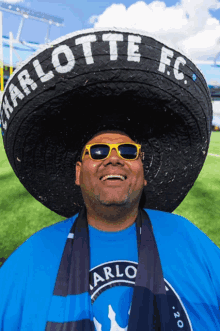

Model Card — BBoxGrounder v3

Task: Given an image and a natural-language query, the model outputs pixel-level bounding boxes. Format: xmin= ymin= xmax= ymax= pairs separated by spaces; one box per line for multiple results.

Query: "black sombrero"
xmin=0 ymin=27 xmax=213 ymax=218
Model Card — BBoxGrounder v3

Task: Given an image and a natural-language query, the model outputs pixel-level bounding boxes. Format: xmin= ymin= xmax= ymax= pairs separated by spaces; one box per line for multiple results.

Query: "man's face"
xmin=75 ymin=132 xmax=147 ymax=209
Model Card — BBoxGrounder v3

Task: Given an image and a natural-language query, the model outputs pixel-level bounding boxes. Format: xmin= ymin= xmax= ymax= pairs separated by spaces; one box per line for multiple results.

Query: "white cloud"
xmin=89 ymin=0 xmax=220 ymax=62
xmin=1 ymin=0 xmax=24 ymax=3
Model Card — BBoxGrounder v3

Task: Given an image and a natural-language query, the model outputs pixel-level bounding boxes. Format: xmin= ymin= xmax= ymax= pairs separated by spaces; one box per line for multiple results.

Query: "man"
xmin=0 ymin=27 xmax=220 ymax=330
xmin=75 ymin=130 xmax=147 ymax=232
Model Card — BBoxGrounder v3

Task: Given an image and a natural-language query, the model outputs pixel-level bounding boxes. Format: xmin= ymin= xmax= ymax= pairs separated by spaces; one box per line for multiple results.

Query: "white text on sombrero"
xmin=1 ymin=33 xmax=142 ymax=130
xmin=1 ymin=35 xmax=188 ymax=131
xmin=158 ymin=46 xmax=187 ymax=84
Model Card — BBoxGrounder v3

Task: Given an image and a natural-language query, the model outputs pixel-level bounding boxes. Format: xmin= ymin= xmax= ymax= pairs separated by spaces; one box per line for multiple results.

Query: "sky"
xmin=1 ymin=0 xmax=220 ymax=81
xmin=1 ymin=0 xmax=220 ymax=84
xmin=1 ymin=0 xmax=220 ymax=124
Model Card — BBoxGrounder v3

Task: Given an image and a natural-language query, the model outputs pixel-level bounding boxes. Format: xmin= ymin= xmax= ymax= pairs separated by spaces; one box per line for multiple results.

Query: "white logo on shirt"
xmin=90 ymin=261 xmax=193 ymax=331
xmin=94 ymin=304 xmax=131 ymax=331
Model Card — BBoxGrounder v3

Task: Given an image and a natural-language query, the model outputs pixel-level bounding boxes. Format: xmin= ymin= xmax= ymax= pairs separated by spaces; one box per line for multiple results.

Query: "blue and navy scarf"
xmin=45 ymin=206 xmax=170 ymax=330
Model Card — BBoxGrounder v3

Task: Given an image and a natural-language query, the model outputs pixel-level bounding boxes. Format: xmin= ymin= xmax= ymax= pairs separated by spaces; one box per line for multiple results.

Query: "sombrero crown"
xmin=0 ymin=27 xmax=212 ymax=217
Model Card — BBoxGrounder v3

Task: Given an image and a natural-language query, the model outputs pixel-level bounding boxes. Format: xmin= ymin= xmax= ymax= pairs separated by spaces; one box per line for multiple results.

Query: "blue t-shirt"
xmin=0 ymin=209 xmax=220 ymax=330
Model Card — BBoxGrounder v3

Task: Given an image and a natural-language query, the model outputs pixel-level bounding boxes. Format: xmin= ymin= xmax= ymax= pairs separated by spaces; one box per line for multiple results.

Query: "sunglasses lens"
xmin=90 ymin=144 xmax=110 ymax=159
xmin=119 ymin=144 xmax=138 ymax=159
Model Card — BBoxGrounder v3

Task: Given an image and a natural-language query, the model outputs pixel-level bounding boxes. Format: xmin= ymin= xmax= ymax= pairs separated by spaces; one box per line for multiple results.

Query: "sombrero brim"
xmin=0 ymin=27 xmax=213 ymax=217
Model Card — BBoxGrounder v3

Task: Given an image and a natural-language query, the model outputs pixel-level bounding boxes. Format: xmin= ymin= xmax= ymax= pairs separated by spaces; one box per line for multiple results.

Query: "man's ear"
xmin=75 ymin=161 xmax=82 ymax=186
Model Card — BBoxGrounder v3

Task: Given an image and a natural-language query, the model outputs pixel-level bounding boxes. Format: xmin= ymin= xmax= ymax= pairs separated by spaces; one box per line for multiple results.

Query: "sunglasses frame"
xmin=81 ymin=143 xmax=142 ymax=161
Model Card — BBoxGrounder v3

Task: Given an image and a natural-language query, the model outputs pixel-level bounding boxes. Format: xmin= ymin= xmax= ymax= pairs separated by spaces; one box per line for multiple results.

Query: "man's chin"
xmin=99 ymin=198 xmax=130 ymax=207
xmin=101 ymin=201 xmax=127 ymax=206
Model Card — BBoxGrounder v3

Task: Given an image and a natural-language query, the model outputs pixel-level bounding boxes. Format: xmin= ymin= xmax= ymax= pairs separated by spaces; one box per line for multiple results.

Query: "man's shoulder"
xmin=144 ymin=208 xmax=201 ymax=236
xmin=1 ymin=214 xmax=79 ymax=268
xmin=144 ymin=208 xmax=189 ymax=223
xmin=144 ymin=208 xmax=220 ymax=250
xmin=31 ymin=214 xmax=78 ymax=240
xmin=19 ymin=214 xmax=78 ymax=248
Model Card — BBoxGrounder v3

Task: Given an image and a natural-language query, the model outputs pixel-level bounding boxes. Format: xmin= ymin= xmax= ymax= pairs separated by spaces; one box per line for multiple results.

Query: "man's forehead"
xmin=87 ymin=130 xmax=133 ymax=143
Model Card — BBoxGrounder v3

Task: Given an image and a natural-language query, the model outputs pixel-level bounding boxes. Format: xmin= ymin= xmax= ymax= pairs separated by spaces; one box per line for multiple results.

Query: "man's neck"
xmin=86 ymin=205 xmax=139 ymax=232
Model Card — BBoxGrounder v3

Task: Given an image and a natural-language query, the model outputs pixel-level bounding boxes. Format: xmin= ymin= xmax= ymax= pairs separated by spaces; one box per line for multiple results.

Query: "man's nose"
xmin=104 ymin=148 xmax=124 ymax=164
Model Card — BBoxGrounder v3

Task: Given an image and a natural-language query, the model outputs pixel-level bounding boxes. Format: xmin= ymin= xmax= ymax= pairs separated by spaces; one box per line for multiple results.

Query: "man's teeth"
xmin=101 ymin=175 xmax=126 ymax=181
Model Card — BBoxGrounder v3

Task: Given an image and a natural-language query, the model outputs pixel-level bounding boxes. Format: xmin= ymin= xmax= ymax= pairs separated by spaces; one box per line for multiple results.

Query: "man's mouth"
xmin=100 ymin=174 xmax=127 ymax=181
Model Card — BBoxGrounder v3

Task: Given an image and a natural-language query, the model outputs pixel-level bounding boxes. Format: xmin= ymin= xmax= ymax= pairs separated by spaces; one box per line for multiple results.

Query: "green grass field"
xmin=0 ymin=132 xmax=220 ymax=265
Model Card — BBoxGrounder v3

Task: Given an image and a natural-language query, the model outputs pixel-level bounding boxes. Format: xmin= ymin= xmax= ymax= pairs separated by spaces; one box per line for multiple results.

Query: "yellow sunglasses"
xmin=81 ymin=143 xmax=143 ymax=161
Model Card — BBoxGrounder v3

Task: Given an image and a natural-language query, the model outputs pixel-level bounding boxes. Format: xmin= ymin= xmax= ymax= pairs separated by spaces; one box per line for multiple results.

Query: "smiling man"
xmin=75 ymin=131 xmax=147 ymax=232
xmin=0 ymin=27 xmax=220 ymax=331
